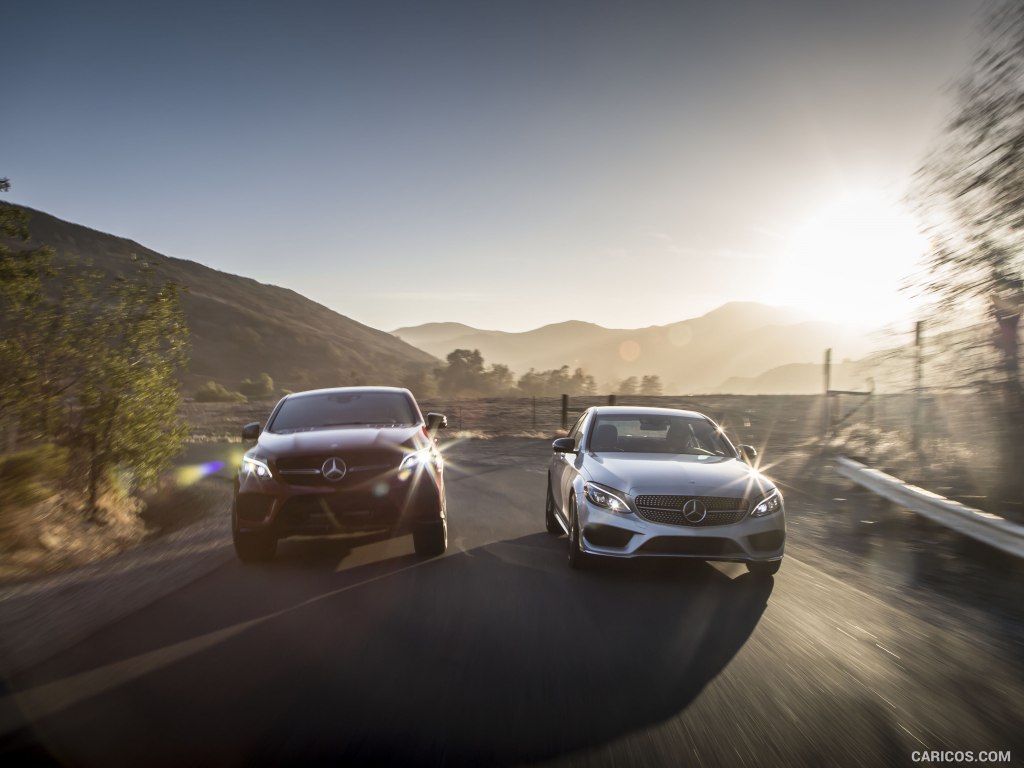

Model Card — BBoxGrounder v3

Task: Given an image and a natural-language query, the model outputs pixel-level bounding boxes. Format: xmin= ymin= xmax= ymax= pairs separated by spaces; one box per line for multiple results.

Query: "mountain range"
xmin=394 ymin=304 xmax=876 ymax=394
xmin=2 ymin=203 xmax=435 ymax=393
xmin=5 ymin=203 xmax=881 ymax=396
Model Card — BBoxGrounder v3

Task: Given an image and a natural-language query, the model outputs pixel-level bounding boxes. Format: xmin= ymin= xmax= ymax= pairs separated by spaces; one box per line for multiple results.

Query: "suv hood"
xmin=257 ymin=425 xmax=424 ymax=456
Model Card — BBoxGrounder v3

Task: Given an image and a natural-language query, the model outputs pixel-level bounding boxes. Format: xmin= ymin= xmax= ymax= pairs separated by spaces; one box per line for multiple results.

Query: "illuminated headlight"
xmin=751 ymin=488 xmax=782 ymax=517
xmin=583 ymin=483 xmax=631 ymax=514
xmin=398 ymin=449 xmax=439 ymax=479
xmin=241 ymin=454 xmax=271 ymax=479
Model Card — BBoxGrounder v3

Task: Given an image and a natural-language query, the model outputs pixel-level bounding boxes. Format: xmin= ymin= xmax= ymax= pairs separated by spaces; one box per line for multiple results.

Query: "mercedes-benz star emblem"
xmin=682 ymin=498 xmax=707 ymax=524
xmin=321 ymin=457 xmax=347 ymax=482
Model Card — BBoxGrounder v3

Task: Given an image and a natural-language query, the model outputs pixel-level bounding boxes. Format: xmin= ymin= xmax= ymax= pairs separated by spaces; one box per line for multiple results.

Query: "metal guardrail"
xmin=836 ymin=456 xmax=1024 ymax=560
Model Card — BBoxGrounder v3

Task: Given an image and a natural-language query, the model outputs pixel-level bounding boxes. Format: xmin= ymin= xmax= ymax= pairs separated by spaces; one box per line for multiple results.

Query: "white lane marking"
xmin=875 ymin=643 xmax=901 ymax=660
xmin=835 ymin=626 xmax=856 ymax=640
xmin=0 ymin=557 xmax=436 ymax=736
xmin=851 ymin=624 xmax=878 ymax=640
xmin=898 ymin=723 xmax=927 ymax=747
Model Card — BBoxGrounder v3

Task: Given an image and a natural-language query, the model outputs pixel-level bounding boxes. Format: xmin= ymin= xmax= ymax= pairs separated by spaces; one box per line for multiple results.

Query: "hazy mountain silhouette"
xmin=395 ymin=303 xmax=873 ymax=393
xmin=2 ymin=203 xmax=437 ymax=393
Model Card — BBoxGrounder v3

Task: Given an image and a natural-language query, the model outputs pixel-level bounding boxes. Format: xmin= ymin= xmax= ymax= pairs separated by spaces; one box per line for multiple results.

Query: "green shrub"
xmin=238 ymin=372 xmax=274 ymax=398
xmin=195 ymin=381 xmax=247 ymax=403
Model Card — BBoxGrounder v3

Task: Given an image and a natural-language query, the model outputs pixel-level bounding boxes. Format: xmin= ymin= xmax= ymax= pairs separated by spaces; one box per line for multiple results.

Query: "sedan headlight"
xmin=583 ymin=482 xmax=631 ymax=514
xmin=751 ymin=488 xmax=782 ymax=517
xmin=241 ymin=453 xmax=271 ymax=479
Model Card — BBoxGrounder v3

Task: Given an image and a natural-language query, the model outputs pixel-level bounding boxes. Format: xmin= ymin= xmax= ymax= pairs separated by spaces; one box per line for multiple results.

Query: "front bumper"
xmin=233 ymin=466 xmax=444 ymax=538
xmin=577 ymin=497 xmax=785 ymax=563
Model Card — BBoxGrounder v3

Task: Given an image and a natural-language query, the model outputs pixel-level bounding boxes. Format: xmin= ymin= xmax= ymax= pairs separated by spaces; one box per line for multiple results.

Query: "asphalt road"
xmin=1 ymin=442 xmax=1022 ymax=767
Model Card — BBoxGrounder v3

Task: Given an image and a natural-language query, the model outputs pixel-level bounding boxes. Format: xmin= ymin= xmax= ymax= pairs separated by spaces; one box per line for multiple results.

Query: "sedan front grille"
xmin=634 ymin=495 xmax=748 ymax=527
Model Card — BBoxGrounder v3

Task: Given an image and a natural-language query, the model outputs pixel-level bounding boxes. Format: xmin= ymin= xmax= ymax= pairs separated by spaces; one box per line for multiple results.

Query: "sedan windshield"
xmin=589 ymin=414 xmax=734 ymax=456
xmin=268 ymin=391 xmax=417 ymax=433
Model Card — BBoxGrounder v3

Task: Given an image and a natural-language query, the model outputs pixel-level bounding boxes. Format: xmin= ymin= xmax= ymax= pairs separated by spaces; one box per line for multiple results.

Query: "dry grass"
xmin=0 ymin=477 xmax=232 ymax=585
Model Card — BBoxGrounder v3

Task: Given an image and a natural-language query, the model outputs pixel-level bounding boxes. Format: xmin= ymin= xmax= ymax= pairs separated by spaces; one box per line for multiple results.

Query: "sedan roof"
xmin=590 ymin=405 xmax=708 ymax=419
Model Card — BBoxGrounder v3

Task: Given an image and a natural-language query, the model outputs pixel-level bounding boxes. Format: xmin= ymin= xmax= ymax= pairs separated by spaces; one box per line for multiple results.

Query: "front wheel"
xmin=567 ymin=496 xmax=589 ymax=570
xmin=747 ymin=560 xmax=781 ymax=577
xmin=545 ymin=477 xmax=562 ymax=535
xmin=414 ymin=520 xmax=447 ymax=557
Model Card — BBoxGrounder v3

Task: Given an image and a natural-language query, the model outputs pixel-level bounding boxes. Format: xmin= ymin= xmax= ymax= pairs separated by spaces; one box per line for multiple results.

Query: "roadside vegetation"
xmin=912 ymin=2 xmax=1024 ymax=502
xmin=396 ymin=347 xmax=664 ymax=400
xmin=1 ymin=178 xmax=192 ymax=576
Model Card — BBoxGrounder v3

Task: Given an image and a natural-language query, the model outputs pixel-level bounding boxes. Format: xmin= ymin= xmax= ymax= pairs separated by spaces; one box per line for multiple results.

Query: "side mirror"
xmin=242 ymin=422 xmax=260 ymax=440
xmin=552 ymin=437 xmax=576 ymax=453
xmin=426 ymin=413 xmax=448 ymax=431
xmin=739 ymin=444 xmax=757 ymax=464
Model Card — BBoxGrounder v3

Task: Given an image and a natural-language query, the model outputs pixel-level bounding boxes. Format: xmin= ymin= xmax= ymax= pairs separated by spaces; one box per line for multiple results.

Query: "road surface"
xmin=1 ymin=440 xmax=1021 ymax=766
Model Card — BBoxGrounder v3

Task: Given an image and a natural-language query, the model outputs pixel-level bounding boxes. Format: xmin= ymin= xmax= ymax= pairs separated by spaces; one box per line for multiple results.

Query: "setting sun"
xmin=774 ymin=189 xmax=928 ymax=328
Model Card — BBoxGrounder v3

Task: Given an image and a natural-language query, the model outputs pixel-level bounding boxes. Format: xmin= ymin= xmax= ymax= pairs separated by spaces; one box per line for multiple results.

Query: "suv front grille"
xmin=634 ymin=495 xmax=748 ymax=527
xmin=276 ymin=449 xmax=401 ymax=486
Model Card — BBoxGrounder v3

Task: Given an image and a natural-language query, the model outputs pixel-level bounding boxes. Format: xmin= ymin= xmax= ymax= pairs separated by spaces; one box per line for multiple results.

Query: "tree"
xmin=912 ymin=2 xmax=1024 ymax=500
xmin=569 ymin=367 xmax=597 ymax=396
xmin=63 ymin=259 xmax=190 ymax=511
xmin=640 ymin=375 xmax=663 ymax=396
xmin=482 ymin=363 xmax=514 ymax=395
xmin=0 ymin=180 xmax=55 ymax=445
xmin=437 ymin=349 xmax=485 ymax=395
xmin=2 ymin=185 xmax=192 ymax=514
xmin=617 ymin=376 xmax=639 ymax=396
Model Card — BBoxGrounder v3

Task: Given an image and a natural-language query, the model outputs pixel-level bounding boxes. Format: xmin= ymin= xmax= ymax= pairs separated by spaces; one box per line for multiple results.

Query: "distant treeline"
xmin=400 ymin=348 xmax=664 ymax=399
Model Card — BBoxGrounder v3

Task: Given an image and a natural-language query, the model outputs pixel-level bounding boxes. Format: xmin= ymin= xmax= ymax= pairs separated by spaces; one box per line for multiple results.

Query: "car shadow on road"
xmin=3 ymin=532 xmax=773 ymax=767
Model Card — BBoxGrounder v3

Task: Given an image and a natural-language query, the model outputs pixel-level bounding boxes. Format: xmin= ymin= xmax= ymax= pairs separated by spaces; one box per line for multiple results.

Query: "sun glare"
xmin=774 ymin=189 xmax=927 ymax=328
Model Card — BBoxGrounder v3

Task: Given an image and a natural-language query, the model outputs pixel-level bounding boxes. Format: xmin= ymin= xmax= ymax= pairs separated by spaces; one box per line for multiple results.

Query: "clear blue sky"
xmin=5 ymin=0 xmax=980 ymax=331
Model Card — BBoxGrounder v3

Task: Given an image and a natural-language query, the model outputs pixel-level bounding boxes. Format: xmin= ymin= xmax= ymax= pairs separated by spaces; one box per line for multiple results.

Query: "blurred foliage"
xmin=914 ymin=2 xmax=1024 ymax=312
xmin=912 ymin=1 xmax=1024 ymax=499
xmin=195 ymin=381 xmax=248 ymax=403
xmin=1 ymin=179 xmax=190 ymax=513
xmin=0 ymin=444 xmax=68 ymax=512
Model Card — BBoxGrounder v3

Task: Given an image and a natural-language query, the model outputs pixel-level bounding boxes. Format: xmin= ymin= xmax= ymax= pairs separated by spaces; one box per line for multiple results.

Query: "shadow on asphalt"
xmin=3 ymin=533 xmax=772 ymax=767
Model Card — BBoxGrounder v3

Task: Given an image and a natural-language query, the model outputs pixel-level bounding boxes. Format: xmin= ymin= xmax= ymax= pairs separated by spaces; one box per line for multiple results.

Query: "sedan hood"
xmin=257 ymin=425 xmax=423 ymax=456
xmin=585 ymin=453 xmax=773 ymax=499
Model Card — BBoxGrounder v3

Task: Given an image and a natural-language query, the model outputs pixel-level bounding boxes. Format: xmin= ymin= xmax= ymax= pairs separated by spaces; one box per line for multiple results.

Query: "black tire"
xmin=233 ymin=529 xmax=277 ymax=563
xmin=567 ymin=496 xmax=589 ymax=570
xmin=414 ymin=520 xmax=447 ymax=557
xmin=747 ymin=560 xmax=781 ymax=577
xmin=545 ymin=476 xmax=562 ymax=535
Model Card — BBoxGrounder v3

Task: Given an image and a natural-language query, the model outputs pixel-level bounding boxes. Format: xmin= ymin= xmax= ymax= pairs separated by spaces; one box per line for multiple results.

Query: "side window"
xmin=569 ymin=411 xmax=591 ymax=450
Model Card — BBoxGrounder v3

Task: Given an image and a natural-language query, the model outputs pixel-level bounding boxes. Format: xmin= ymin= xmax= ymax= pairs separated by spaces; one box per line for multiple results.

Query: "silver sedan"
xmin=545 ymin=406 xmax=785 ymax=575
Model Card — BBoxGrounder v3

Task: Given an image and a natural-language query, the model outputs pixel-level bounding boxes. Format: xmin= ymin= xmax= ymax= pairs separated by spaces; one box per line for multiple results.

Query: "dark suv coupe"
xmin=232 ymin=386 xmax=448 ymax=562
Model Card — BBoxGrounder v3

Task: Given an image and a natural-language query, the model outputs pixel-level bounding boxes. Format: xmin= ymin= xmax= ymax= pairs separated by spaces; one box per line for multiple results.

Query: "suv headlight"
xmin=241 ymin=453 xmax=271 ymax=479
xmin=751 ymin=488 xmax=782 ymax=517
xmin=583 ymin=482 xmax=631 ymax=514
xmin=398 ymin=448 xmax=440 ymax=479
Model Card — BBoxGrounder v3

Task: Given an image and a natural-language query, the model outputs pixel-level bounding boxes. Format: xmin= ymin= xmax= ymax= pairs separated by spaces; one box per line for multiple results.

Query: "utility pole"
xmin=913 ymin=321 xmax=923 ymax=452
xmin=822 ymin=348 xmax=832 ymax=439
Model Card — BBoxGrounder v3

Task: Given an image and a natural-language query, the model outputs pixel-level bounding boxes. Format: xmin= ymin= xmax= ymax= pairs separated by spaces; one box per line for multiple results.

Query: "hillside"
xmin=395 ymin=303 xmax=874 ymax=393
xmin=2 ymin=203 xmax=437 ymax=392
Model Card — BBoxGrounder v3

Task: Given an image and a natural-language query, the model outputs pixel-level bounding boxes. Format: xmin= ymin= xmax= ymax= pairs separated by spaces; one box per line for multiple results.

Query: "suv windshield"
xmin=589 ymin=414 xmax=734 ymax=456
xmin=268 ymin=391 xmax=417 ymax=433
